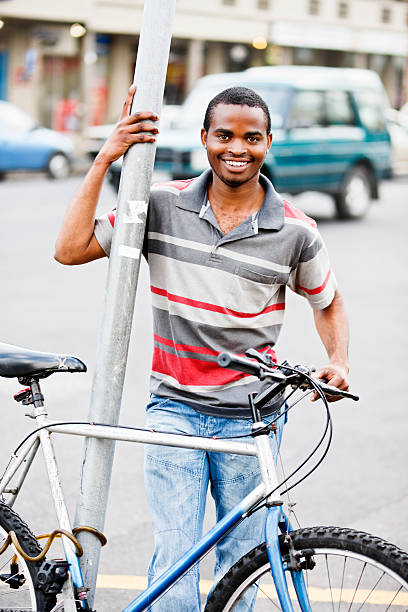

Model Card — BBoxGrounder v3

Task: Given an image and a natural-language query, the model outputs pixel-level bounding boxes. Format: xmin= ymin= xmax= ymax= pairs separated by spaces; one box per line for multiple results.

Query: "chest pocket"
xmin=226 ymin=266 xmax=280 ymax=314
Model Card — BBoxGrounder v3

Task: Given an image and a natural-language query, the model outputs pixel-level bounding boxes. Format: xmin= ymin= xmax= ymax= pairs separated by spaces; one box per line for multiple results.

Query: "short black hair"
xmin=203 ymin=86 xmax=271 ymax=134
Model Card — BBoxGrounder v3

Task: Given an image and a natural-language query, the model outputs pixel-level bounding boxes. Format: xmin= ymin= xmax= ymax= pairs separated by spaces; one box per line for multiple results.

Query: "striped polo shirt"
xmin=94 ymin=169 xmax=337 ymax=418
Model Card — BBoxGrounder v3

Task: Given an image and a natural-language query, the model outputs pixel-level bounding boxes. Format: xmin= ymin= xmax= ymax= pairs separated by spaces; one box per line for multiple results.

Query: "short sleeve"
xmin=94 ymin=210 xmax=116 ymax=257
xmin=288 ymin=229 xmax=337 ymax=310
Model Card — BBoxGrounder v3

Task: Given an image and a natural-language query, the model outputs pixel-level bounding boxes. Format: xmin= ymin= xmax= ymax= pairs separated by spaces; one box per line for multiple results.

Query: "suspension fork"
xmin=250 ymin=398 xmax=311 ymax=612
xmin=265 ymin=509 xmax=312 ymax=612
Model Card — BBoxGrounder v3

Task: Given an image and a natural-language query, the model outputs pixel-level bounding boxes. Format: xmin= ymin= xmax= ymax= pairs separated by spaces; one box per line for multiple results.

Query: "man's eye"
xmin=218 ymin=134 xmax=229 ymax=140
xmin=248 ymin=136 xmax=259 ymax=143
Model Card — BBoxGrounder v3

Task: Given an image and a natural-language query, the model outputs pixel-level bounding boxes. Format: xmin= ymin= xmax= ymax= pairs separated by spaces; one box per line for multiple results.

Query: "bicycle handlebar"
xmin=217 ymin=352 xmax=286 ymax=382
xmin=217 ymin=352 xmax=359 ymax=402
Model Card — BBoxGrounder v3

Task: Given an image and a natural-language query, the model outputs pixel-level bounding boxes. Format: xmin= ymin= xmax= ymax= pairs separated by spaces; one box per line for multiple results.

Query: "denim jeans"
xmin=143 ymin=395 xmax=285 ymax=611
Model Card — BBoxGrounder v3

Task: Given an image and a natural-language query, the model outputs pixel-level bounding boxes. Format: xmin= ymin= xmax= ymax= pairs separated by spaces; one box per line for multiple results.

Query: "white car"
xmin=385 ymin=107 xmax=408 ymax=176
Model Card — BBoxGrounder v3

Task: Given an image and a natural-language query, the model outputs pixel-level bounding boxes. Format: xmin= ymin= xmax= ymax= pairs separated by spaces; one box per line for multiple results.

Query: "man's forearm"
xmin=313 ymin=290 xmax=349 ymax=370
xmin=54 ymin=155 xmax=110 ymax=264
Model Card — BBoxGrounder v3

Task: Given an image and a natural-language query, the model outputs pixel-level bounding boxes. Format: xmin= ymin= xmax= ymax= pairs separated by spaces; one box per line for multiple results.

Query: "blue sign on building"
xmin=0 ymin=51 xmax=8 ymax=100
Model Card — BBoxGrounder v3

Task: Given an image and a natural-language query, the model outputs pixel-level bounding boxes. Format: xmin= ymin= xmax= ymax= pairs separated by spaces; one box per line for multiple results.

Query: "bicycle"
xmin=0 ymin=341 xmax=407 ymax=611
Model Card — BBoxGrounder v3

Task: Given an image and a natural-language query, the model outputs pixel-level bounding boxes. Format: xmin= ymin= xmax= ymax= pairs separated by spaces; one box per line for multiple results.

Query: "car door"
xmin=271 ymin=89 xmax=330 ymax=193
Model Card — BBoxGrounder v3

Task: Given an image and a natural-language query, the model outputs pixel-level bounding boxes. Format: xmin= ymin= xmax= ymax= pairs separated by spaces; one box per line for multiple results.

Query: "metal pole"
xmin=74 ymin=2 xmax=176 ymax=605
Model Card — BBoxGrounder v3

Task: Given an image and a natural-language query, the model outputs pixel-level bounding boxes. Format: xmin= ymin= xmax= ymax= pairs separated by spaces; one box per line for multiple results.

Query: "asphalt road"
xmin=1 ymin=171 xmax=407 ymax=610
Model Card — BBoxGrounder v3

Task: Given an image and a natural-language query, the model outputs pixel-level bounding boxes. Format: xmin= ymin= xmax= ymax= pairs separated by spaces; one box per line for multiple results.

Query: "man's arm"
xmin=313 ymin=289 xmax=350 ymax=401
xmin=54 ymin=85 xmax=158 ymax=265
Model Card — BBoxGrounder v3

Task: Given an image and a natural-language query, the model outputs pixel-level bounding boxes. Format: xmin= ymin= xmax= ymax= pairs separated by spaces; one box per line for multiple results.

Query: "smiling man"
xmin=55 ymin=86 xmax=349 ymax=611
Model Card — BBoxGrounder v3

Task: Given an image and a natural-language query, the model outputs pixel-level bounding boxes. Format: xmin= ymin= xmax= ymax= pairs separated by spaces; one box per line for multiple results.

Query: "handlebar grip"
xmin=217 ymin=352 xmax=262 ymax=376
xmin=316 ymin=380 xmax=359 ymax=401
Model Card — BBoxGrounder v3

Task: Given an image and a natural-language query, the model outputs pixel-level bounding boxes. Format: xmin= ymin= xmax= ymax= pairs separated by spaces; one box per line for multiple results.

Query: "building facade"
xmin=0 ymin=0 xmax=407 ymax=133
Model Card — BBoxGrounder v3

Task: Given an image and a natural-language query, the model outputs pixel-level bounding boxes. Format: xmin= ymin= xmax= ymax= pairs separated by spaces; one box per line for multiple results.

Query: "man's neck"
xmin=207 ymin=172 xmax=265 ymax=236
xmin=208 ymin=172 xmax=265 ymax=216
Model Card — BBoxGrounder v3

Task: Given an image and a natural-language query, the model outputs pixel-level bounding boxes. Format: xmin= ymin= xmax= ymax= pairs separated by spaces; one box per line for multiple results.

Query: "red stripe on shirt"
xmin=154 ymin=334 xmax=220 ymax=356
xmin=152 ymin=345 xmax=248 ymax=386
xmin=152 ymin=178 xmax=195 ymax=191
xmin=107 ymin=212 xmax=116 ymax=228
xmin=154 ymin=334 xmax=277 ymax=363
xmin=151 ymin=286 xmax=285 ymax=318
xmin=296 ymin=268 xmax=331 ymax=296
xmin=284 ymin=200 xmax=316 ymax=228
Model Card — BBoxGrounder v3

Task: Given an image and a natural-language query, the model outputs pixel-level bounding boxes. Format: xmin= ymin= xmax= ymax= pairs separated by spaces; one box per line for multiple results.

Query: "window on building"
xmin=309 ymin=0 xmax=320 ymax=15
xmin=222 ymin=0 xmax=236 ymax=5
xmin=381 ymin=6 xmax=392 ymax=23
xmin=338 ymin=2 xmax=348 ymax=18
xmin=258 ymin=0 xmax=269 ymax=8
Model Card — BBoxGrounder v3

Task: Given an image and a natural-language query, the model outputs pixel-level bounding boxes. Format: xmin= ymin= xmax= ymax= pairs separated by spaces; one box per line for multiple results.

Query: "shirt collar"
xmin=176 ymin=169 xmax=285 ymax=231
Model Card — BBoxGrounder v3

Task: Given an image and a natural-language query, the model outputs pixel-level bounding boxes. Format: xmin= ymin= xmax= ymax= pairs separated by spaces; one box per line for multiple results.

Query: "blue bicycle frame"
xmin=66 ymin=484 xmax=312 ymax=611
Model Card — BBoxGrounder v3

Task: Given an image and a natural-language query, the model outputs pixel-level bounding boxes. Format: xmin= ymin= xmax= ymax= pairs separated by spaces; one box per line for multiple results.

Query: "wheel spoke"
xmin=338 ymin=555 xmax=347 ymax=612
xmin=385 ymin=584 xmax=404 ymax=611
xmin=325 ymin=553 xmax=336 ymax=612
xmin=255 ymin=579 xmax=281 ymax=610
xmin=355 ymin=571 xmax=385 ymax=611
xmin=347 ymin=561 xmax=367 ymax=611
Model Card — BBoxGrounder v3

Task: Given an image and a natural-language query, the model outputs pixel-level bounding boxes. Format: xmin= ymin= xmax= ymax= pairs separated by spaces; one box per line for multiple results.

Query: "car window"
xmin=0 ymin=103 xmax=36 ymax=132
xmin=287 ymin=91 xmax=325 ymax=128
xmin=353 ymin=90 xmax=386 ymax=131
xmin=325 ymin=91 xmax=356 ymax=126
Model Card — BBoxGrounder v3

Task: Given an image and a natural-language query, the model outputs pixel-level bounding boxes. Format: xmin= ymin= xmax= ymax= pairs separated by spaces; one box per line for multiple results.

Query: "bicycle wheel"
xmin=205 ymin=526 xmax=408 ymax=611
xmin=0 ymin=500 xmax=56 ymax=611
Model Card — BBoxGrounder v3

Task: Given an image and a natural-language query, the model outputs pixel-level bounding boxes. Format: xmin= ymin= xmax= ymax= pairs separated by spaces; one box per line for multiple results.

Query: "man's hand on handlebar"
xmin=312 ymin=362 xmax=350 ymax=402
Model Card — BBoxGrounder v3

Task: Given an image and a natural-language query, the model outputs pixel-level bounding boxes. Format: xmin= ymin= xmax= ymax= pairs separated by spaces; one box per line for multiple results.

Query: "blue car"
xmin=0 ymin=101 xmax=74 ymax=179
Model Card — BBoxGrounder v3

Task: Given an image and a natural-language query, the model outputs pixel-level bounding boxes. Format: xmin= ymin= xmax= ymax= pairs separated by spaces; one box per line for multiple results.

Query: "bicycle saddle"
xmin=0 ymin=342 xmax=87 ymax=379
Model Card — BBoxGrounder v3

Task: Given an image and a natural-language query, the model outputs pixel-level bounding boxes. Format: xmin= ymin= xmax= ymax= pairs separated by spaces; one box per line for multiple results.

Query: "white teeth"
xmin=225 ymin=160 xmax=247 ymax=167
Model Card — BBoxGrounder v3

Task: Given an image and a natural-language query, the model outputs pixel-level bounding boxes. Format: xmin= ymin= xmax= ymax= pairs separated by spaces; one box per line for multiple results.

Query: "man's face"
xmin=201 ymin=103 xmax=272 ymax=188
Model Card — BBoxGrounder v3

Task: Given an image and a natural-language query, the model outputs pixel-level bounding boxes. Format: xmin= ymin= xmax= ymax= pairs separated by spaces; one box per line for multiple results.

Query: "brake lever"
xmin=245 ymin=348 xmax=275 ymax=367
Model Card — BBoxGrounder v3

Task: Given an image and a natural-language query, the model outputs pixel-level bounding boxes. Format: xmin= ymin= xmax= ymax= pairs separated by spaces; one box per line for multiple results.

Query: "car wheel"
xmin=334 ymin=165 xmax=372 ymax=219
xmin=47 ymin=152 xmax=71 ymax=179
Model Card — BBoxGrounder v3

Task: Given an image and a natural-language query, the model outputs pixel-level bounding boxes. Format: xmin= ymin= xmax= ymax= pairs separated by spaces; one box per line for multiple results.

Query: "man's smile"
xmin=222 ymin=159 xmax=251 ymax=169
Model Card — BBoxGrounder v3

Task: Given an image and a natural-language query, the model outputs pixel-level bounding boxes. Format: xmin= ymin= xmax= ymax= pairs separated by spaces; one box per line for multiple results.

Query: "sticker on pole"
xmin=118 ymin=245 xmax=141 ymax=259
xmin=124 ymin=200 xmax=148 ymax=224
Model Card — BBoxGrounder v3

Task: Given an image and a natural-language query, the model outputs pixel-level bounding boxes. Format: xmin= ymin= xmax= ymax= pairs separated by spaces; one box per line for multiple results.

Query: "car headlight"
xmin=190 ymin=148 xmax=209 ymax=171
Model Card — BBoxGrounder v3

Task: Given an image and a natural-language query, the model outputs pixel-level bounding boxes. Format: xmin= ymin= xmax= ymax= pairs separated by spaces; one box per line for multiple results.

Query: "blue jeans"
xmin=144 ymin=395 xmax=285 ymax=611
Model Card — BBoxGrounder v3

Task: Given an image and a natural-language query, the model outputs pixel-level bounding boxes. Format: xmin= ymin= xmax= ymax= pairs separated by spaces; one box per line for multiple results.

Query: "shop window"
xmin=381 ymin=6 xmax=392 ymax=23
xmin=338 ymin=2 xmax=348 ymax=18
xmin=309 ymin=0 xmax=320 ymax=15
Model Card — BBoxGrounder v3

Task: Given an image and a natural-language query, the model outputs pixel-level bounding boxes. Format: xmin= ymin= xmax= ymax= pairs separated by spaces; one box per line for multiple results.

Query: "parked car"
xmin=110 ymin=66 xmax=391 ymax=219
xmin=0 ymin=101 xmax=74 ymax=179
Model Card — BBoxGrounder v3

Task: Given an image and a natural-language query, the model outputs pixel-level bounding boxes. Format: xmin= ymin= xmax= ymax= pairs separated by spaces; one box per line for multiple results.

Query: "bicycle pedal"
xmin=36 ymin=559 xmax=70 ymax=595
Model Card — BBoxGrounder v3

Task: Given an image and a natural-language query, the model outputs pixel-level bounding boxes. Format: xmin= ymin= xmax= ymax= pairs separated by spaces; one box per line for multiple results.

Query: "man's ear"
xmin=201 ymin=128 xmax=207 ymax=148
xmin=267 ymin=132 xmax=273 ymax=151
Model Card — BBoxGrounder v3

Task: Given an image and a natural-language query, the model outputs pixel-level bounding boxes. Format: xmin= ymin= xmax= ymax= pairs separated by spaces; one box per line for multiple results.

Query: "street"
xmin=1 ymin=171 xmax=407 ymax=610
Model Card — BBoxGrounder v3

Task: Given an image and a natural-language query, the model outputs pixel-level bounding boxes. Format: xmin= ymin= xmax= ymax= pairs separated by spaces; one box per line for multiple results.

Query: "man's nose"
xmin=228 ymin=139 xmax=246 ymax=155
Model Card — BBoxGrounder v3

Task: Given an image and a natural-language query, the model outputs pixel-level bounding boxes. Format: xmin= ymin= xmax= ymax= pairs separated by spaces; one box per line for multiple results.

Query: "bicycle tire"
xmin=205 ymin=526 xmax=408 ymax=611
xmin=0 ymin=500 xmax=56 ymax=612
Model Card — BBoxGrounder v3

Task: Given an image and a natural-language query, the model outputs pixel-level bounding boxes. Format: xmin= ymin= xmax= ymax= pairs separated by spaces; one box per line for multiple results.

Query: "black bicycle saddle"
xmin=0 ymin=342 xmax=87 ymax=379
